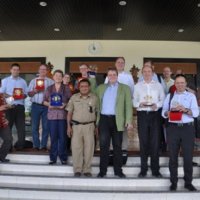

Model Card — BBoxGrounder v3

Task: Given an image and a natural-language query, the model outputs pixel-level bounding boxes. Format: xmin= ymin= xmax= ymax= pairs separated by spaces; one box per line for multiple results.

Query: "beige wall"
xmin=0 ymin=40 xmax=200 ymax=72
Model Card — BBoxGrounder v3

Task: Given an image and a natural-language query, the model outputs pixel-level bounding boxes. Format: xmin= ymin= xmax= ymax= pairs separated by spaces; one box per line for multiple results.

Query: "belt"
xmin=32 ymin=102 xmax=45 ymax=106
xmin=168 ymin=122 xmax=194 ymax=127
xmin=101 ymin=114 xmax=115 ymax=117
xmin=139 ymin=111 xmax=157 ymax=114
xmin=71 ymin=120 xmax=95 ymax=125
xmin=13 ymin=104 xmax=24 ymax=107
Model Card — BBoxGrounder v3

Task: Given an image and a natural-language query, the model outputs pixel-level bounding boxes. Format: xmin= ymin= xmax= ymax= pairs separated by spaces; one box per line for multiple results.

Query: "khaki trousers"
xmin=71 ymin=123 xmax=95 ymax=173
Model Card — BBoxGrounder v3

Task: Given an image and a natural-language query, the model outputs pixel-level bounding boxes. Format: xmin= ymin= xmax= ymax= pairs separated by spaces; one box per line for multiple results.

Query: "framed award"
xmin=35 ymin=79 xmax=45 ymax=90
xmin=50 ymin=93 xmax=62 ymax=106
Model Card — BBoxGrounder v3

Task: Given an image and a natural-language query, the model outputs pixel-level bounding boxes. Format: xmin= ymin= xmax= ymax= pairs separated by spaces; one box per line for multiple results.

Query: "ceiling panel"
xmin=0 ymin=0 xmax=200 ymax=41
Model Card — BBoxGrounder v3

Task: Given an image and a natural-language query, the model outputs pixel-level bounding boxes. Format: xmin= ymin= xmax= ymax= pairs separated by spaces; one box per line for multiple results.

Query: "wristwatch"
xmin=185 ymin=108 xmax=190 ymax=114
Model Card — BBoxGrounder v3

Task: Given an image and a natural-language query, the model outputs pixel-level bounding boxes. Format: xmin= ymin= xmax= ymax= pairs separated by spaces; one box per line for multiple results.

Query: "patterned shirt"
xmin=0 ymin=94 xmax=8 ymax=128
xmin=44 ymin=84 xmax=71 ymax=120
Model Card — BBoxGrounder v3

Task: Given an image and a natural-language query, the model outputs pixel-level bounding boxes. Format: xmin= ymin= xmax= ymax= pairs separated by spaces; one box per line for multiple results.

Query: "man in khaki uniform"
xmin=67 ymin=79 xmax=98 ymax=177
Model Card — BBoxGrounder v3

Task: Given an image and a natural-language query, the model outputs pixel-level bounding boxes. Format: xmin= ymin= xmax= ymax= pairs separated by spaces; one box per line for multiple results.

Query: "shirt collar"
xmin=107 ymin=81 xmax=119 ymax=87
xmin=174 ymin=90 xmax=187 ymax=95
xmin=10 ymin=75 xmax=20 ymax=80
xmin=143 ymin=79 xmax=155 ymax=84
xmin=79 ymin=92 xmax=91 ymax=98
xmin=118 ymin=71 xmax=125 ymax=75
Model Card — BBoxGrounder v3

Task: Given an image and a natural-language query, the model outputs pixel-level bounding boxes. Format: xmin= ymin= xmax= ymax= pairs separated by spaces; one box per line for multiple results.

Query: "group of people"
xmin=0 ymin=57 xmax=199 ymax=192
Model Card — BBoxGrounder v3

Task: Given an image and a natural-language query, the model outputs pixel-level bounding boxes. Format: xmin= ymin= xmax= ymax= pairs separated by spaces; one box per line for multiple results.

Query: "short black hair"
xmin=11 ymin=63 xmax=20 ymax=69
xmin=79 ymin=78 xmax=91 ymax=86
xmin=175 ymin=74 xmax=187 ymax=81
xmin=107 ymin=66 xmax=118 ymax=75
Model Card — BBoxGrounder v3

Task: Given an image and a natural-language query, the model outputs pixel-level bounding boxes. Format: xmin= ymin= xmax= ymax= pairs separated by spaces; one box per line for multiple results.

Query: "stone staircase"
xmin=0 ymin=154 xmax=199 ymax=200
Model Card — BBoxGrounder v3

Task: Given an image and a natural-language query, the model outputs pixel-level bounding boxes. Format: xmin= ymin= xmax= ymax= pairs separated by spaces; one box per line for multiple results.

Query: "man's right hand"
xmin=28 ymin=89 xmax=39 ymax=97
xmin=0 ymin=104 xmax=9 ymax=111
xmin=67 ymin=126 xmax=73 ymax=138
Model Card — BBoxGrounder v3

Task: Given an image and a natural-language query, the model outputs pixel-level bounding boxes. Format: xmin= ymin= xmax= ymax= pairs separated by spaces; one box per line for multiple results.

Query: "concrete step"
xmin=0 ymin=187 xmax=199 ymax=200
xmin=0 ymin=174 xmax=199 ymax=192
xmin=1 ymin=153 xmax=199 ymax=200
xmin=0 ymin=162 xmax=199 ymax=177
xmin=6 ymin=153 xmax=200 ymax=166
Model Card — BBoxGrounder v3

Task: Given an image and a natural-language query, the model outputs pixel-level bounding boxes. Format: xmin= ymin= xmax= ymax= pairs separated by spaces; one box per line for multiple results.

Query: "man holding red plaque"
xmin=28 ymin=64 xmax=54 ymax=151
xmin=35 ymin=79 xmax=45 ymax=91
xmin=0 ymin=63 xmax=27 ymax=150
xmin=162 ymin=74 xmax=199 ymax=191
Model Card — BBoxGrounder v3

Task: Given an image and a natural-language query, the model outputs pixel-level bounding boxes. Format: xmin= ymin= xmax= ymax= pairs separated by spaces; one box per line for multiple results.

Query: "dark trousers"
xmin=158 ymin=109 xmax=167 ymax=151
xmin=99 ymin=114 xmax=123 ymax=175
xmin=137 ymin=111 xmax=160 ymax=174
xmin=6 ymin=105 xmax=25 ymax=148
xmin=49 ymin=120 xmax=67 ymax=162
xmin=167 ymin=123 xmax=195 ymax=185
xmin=0 ymin=126 xmax=12 ymax=160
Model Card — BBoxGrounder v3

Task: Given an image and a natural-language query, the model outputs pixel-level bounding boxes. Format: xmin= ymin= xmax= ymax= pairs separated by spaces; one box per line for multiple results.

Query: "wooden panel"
xmin=70 ymin=61 xmax=115 ymax=73
xmin=0 ymin=62 xmax=42 ymax=73
xmin=153 ymin=62 xmax=197 ymax=74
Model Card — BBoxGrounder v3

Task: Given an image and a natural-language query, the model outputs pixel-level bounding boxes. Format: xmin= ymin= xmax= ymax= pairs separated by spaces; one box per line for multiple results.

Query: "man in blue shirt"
xmin=0 ymin=63 xmax=27 ymax=150
xmin=162 ymin=74 xmax=199 ymax=191
xmin=28 ymin=64 xmax=54 ymax=151
xmin=96 ymin=67 xmax=133 ymax=178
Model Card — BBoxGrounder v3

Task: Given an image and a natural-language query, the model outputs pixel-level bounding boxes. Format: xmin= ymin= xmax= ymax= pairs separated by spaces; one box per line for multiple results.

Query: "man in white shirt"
xmin=162 ymin=67 xmax=174 ymax=95
xmin=134 ymin=62 xmax=165 ymax=178
xmin=162 ymin=74 xmax=199 ymax=192
xmin=105 ymin=57 xmax=134 ymax=150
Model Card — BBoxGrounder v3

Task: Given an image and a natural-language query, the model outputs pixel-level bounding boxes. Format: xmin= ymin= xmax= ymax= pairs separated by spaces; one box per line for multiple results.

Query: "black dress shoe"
xmin=83 ymin=173 xmax=92 ymax=177
xmin=192 ymin=162 xmax=198 ymax=166
xmin=184 ymin=184 xmax=197 ymax=191
xmin=115 ymin=172 xmax=126 ymax=178
xmin=97 ymin=172 xmax=106 ymax=178
xmin=61 ymin=161 xmax=67 ymax=165
xmin=74 ymin=172 xmax=81 ymax=177
xmin=40 ymin=147 xmax=48 ymax=152
xmin=138 ymin=171 xmax=147 ymax=178
xmin=170 ymin=183 xmax=177 ymax=191
xmin=32 ymin=147 xmax=40 ymax=151
xmin=0 ymin=158 xmax=10 ymax=163
xmin=49 ymin=161 xmax=56 ymax=165
xmin=152 ymin=172 xmax=162 ymax=178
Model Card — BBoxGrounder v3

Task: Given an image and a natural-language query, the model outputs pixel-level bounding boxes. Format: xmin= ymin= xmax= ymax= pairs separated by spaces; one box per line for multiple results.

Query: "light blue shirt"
xmin=28 ymin=77 xmax=54 ymax=104
xmin=162 ymin=91 xmax=199 ymax=123
xmin=101 ymin=82 xmax=118 ymax=115
xmin=0 ymin=76 xmax=27 ymax=105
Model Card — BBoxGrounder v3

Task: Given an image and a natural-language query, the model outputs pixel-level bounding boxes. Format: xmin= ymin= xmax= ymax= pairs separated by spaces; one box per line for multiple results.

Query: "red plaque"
xmin=13 ymin=88 xmax=24 ymax=99
xmin=35 ymin=79 xmax=45 ymax=90
xmin=169 ymin=111 xmax=182 ymax=121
